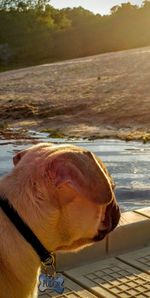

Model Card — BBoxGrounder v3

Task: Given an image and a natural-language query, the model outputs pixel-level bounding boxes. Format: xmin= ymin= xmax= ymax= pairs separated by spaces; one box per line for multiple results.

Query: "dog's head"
xmin=13 ymin=143 xmax=120 ymax=252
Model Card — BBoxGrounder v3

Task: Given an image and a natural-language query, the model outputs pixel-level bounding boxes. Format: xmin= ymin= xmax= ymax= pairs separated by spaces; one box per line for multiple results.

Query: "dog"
xmin=0 ymin=142 xmax=120 ymax=298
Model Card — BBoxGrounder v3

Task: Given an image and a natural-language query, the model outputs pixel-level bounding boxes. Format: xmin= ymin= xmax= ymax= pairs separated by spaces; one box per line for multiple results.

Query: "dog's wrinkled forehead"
xmin=13 ymin=142 xmax=114 ymax=205
xmin=13 ymin=142 xmax=114 ymax=188
xmin=13 ymin=143 xmax=106 ymax=181
xmin=13 ymin=143 xmax=102 ymax=181
xmin=13 ymin=143 xmax=92 ymax=165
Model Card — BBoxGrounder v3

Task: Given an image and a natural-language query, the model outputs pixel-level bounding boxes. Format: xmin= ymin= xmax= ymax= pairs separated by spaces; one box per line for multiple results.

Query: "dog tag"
xmin=53 ymin=275 xmax=64 ymax=294
xmin=39 ymin=253 xmax=64 ymax=294
xmin=39 ymin=273 xmax=64 ymax=294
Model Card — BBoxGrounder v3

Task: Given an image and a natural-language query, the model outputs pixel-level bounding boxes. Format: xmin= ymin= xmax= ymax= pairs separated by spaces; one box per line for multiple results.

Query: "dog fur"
xmin=0 ymin=143 xmax=120 ymax=298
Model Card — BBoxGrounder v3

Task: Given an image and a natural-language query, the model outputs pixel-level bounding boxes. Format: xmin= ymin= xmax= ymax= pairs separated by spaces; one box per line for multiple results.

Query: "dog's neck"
xmin=0 ymin=171 xmax=59 ymax=252
xmin=0 ymin=173 xmax=58 ymax=297
xmin=0 ymin=200 xmax=40 ymax=297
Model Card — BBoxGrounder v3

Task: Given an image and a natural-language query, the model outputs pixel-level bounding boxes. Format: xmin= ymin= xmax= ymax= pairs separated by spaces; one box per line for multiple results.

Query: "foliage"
xmin=0 ymin=0 xmax=150 ymax=67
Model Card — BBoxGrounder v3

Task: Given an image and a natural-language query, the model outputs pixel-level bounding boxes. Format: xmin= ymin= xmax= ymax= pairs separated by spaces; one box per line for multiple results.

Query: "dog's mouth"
xmin=56 ymin=202 xmax=120 ymax=252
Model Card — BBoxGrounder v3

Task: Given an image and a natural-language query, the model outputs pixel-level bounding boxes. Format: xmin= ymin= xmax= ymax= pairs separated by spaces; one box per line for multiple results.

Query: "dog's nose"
xmin=93 ymin=201 xmax=120 ymax=242
xmin=104 ymin=201 xmax=120 ymax=232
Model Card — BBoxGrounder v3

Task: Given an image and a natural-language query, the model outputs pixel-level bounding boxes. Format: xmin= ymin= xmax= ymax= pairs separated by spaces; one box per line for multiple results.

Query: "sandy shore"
xmin=0 ymin=46 xmax=150 ymax=141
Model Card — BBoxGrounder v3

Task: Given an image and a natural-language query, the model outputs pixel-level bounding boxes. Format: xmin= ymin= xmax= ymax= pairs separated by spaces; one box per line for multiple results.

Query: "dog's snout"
xmin=104 ymin=201 xmax=120 ymax=231
xmin=111 ymin=204 xmax=120 ymax=231
xmin=93 ymin=201 xmax=120 ymax=242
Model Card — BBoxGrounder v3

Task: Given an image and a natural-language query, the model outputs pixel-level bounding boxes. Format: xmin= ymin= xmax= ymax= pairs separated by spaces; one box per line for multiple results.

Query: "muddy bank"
xmin=0 ymin=47 xmax=150 ymax=141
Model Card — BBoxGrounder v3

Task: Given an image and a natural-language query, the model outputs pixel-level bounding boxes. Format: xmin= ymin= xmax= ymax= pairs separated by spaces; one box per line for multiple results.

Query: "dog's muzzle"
xmin=93 ymin=200 xmax=120 ymax=242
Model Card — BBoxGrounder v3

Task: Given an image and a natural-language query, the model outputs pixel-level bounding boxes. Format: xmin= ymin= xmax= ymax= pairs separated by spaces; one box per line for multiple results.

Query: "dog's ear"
xmin=47 ymin=159 xmax=85 ymax=206
xmin=84 ymin=151 xmax=113 ymax=204
xmin=56 ymin=180 xmax=80 ymax=206
xmin=85 ymin=151 xmax=115 ymax=190
xmin=13 ymin=149 xmax=28 ymax=166
xmin=47 ymin=151 xmax=113 ymax=206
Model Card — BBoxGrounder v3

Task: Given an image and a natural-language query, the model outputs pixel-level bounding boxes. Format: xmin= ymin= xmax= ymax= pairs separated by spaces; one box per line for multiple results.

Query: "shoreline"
xmin=0 ymin=126 xmax=149 ymax=143
xmin=0 ymin=46 xmax=150 ymax=143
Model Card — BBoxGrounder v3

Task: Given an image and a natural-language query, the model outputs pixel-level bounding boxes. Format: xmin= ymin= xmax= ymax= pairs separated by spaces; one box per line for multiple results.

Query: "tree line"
xmin=0 ymin=0 xmax=150 ymax=69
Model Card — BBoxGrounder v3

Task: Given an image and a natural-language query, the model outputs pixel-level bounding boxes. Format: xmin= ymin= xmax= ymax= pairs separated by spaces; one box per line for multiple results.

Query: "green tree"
xmin=0 ymin=0 xmax=51 ymax=10
xmin=0 ymin=1 xmax=150 ymax=69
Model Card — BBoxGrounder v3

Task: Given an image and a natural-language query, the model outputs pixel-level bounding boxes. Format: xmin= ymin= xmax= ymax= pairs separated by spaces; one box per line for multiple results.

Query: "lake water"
xmin=0 ymin=135 xmax=150 ymax=211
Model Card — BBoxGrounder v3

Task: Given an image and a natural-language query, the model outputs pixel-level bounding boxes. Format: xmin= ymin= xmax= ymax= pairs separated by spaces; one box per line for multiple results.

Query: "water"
xmin=0 ymin=135 xmax=150 ymax=211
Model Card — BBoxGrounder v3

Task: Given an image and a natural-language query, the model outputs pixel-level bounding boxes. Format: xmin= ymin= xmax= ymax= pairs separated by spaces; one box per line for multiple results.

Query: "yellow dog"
xmin=0 ymin=143 xmax=120 ymax=298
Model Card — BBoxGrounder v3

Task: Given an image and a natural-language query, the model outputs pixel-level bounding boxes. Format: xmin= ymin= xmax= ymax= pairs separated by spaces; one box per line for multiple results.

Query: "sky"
xmin=51 ymin=0 xmax=143 ymax=15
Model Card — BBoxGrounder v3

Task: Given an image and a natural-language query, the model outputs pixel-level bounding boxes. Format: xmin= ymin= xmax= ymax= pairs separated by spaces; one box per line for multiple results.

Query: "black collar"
xmin=0 ymin=196 xmax=52 ymax=264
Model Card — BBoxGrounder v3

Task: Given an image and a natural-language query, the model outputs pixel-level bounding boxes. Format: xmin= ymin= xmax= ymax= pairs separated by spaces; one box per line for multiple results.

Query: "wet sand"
xmin=0 ymin=46 xmax=150 ymax=141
